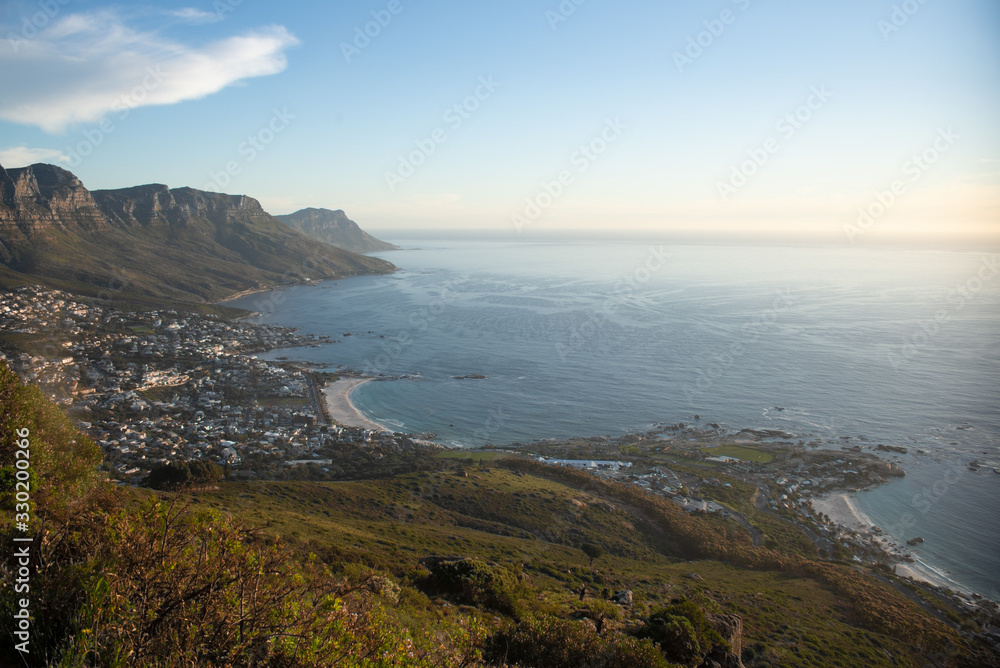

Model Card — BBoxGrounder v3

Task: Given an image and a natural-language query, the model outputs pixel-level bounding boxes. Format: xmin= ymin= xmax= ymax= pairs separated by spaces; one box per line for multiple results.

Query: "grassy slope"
xmin=167 ymin=466 xmax=962 ymax=668
xmin=15 ymin=216 xmax=394 ymax=303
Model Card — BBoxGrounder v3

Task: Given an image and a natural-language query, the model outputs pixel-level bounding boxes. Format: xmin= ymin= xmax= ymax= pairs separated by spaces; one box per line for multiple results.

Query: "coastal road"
xmin=304 ymin=372 xmax=328 ymax=425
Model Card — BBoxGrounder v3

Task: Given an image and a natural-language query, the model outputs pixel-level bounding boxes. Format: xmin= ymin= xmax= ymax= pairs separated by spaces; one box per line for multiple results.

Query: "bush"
xmin=483 ymin=615 xmax=672 ymax=668
xmin=629 ymin=598 xmax=727 ymax=667
xmin=6 ymin=494 xmax=488 ymax=667
xmin=419 ymin=558 xmax=527 ymax=618
xmin=145 ymin=460 xmax=223 ymax=490
xmin=581 ymin=599 xmax=623 ymax=634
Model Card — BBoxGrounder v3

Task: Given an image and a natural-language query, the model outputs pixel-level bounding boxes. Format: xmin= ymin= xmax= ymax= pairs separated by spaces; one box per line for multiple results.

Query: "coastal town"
xmin=0 ymin=283 xmax=957 ymax=564
xmin=0 ymin=284 xmax=430 ymax=484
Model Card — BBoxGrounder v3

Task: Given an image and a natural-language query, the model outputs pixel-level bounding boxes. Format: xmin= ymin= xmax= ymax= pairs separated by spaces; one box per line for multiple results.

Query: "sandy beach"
xmin=322 ymin=378 xmax=387 ymax=432
xmin=812 ymin=493 xmax=873 ymax=535
xmin=812 ymin=493 xmax=964 ymax=593
xmin=812 ymin=492 xmax=898 ymax=554
xmin=893 ymin=560 xmax=970 ymax=595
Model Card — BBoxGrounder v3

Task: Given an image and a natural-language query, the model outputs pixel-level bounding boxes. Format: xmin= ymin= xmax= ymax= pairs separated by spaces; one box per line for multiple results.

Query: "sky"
xmin=0 ymin=0 xmax=998 ymax=243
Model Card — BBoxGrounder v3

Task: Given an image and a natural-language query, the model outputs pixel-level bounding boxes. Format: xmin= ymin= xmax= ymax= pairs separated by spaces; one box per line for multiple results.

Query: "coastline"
xmin=322 ymin=378 xmax=388 ymax=432
xmin=811 ymin=492 xmax=966 ymax=594
xmin=812 ymin=493 xmax=876 ymax=536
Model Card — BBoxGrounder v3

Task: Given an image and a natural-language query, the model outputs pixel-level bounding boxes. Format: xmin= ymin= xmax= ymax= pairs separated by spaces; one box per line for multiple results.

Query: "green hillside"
xmin=1 ymin=363 xmax=997 ymax=667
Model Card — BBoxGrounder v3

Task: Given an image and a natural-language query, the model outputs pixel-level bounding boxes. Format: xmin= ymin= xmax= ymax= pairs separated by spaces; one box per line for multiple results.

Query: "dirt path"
xmin=726 ymin=511 xmax=762 ymax=547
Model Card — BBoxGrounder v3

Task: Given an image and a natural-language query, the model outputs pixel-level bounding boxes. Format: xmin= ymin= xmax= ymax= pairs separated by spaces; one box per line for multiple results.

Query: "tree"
xmin=189 ymin=460 xmax=223 ymax=484
xmin=145 ymin=461 xmax=191 ymax=490
xmin=581 ymin=542 xmax=604 ymax=567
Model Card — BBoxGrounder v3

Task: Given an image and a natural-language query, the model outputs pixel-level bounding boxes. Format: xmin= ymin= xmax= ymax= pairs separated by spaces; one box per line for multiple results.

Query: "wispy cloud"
xmin=166 ymin=7 xmax=224 ymax=25
xmin=0 ymin=8 xmax=298 ymax=133
xmin=0 ymin=146 xmax=70 ymax=167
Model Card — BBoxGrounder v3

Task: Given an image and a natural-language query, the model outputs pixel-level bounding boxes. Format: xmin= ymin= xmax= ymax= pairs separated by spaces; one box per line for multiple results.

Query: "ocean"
xmin=228 ymin=239 xmax=1000 ymax=600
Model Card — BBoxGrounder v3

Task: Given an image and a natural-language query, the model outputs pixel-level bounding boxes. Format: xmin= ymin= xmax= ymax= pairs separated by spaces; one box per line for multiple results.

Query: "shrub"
xmin=419 ymin=559 xmax=527 ymax=618
xmin=483 ymin=615 xmax=672 ymax=668
xmin=581 ymin=599 xmax=623 ymax=634
xmin=145 ymin=460 xmax=223 ymax=490
xmin=629 ymin=598 xmax=728 ymax=668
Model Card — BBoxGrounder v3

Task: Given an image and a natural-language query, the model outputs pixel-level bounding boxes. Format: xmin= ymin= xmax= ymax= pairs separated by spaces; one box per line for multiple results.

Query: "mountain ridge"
xmin=0 ymin=162 xmax=396 ymax=304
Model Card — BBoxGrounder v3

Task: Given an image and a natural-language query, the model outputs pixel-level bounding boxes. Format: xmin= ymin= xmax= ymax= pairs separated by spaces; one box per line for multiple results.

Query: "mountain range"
xmin=0 ymin=162 xmax=395 ymax=305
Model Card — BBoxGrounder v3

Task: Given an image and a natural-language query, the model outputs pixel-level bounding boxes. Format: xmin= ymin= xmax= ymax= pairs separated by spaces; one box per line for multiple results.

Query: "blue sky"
xmin=0 ymin=0 xmax=997 ymax=242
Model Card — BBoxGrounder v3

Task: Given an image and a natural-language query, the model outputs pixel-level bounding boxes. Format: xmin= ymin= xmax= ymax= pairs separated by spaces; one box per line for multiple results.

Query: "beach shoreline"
xmin=811 ymin=492 xmax=968 ymax=594
xmin=322 ymin=378 xmax=387 ymax=432
xmin=812 ymin=493 xmax=875 ymax=536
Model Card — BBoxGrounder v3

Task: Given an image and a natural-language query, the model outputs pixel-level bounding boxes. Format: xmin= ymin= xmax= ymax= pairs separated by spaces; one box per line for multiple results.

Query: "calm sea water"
xmin=230 ymin=240 xmax=1000 ymax=599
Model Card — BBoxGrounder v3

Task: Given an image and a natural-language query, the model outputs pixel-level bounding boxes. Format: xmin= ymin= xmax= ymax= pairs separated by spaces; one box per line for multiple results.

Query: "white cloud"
xmin=167 ymin=8 xmax=223 ymax=24
xmin=0 ymin=9 xmax=298 ymax=133
xmin=0 ymin=146 xmax=70 ymax=167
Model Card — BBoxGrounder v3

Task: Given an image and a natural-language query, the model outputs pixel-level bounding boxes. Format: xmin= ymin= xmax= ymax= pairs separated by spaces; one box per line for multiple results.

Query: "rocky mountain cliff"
xmin=0 ymin=163 xmax=396 ymax=303
xmin=0 ymin=163 xmax=109 ymax=240
xmin=276 ymin=208 xmax=398 ymax=253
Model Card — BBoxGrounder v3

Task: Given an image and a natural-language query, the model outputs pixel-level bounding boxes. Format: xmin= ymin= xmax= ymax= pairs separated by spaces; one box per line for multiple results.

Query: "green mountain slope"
xmin=179 ymin=465 xmax=991 ymax=668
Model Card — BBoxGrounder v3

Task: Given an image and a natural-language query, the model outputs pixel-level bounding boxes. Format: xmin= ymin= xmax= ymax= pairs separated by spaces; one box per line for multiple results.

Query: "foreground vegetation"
xmin=2 ymin=362 xmax=998 ymax=667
